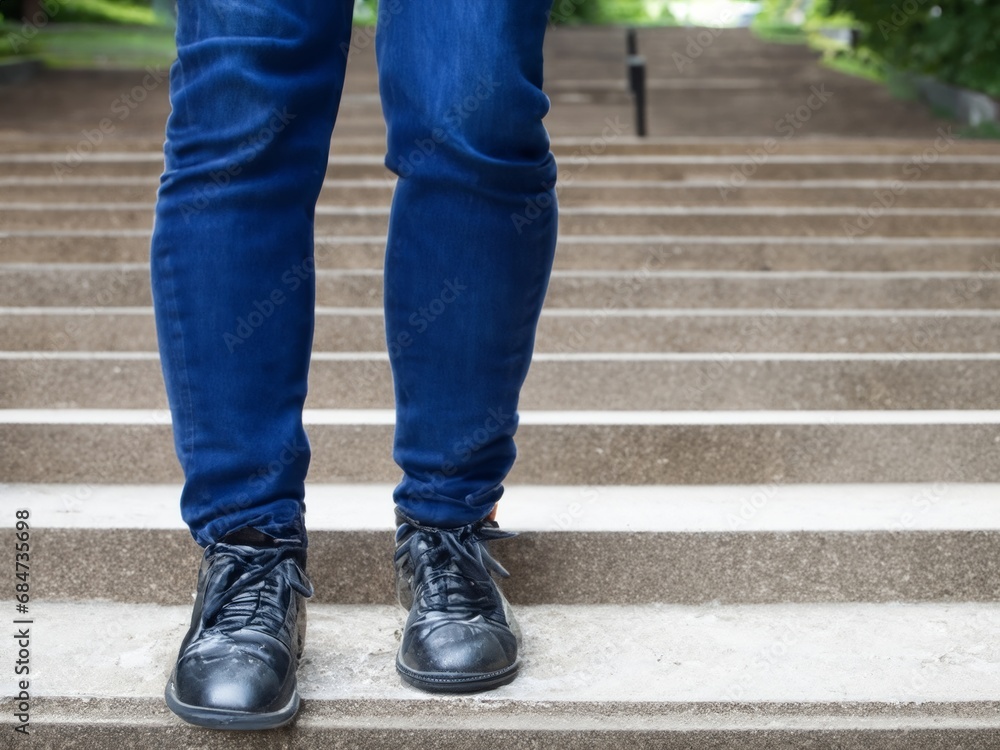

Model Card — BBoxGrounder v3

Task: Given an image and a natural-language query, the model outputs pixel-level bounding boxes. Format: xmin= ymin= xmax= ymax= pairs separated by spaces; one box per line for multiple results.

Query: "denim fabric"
xmin=151 ymin=0 xmax=558 ymax=545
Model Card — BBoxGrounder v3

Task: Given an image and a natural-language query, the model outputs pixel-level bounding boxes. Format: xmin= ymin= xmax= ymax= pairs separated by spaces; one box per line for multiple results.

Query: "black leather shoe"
xmin=165 ymin=529 xmax=313 ymax=729
xmin=394 ymin=511 xmax=520 ymax=693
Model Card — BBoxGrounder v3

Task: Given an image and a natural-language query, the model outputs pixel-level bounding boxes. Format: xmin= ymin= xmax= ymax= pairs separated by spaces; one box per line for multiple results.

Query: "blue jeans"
xmin=151 ymin=0 xmax=559 ymax=546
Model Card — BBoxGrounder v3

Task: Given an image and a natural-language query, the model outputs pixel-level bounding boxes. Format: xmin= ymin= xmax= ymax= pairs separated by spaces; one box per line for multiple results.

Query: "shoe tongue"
xmin=220 ymin=527 xmax=279 ymax=547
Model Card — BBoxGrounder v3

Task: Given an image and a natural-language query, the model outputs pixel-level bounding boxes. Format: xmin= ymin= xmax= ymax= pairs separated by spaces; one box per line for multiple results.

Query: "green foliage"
xmin=2 ymin=0 xmax=162 ymax=25
xmin=822 ymin=0 xmax=1000 ymax=98
xmin=36 ymin=24 xmax=175 ymax=66
xmin=351 ymin=0 xmax=676 ymax=26
xmin=550 ymin=0 xmax=674 ymax=25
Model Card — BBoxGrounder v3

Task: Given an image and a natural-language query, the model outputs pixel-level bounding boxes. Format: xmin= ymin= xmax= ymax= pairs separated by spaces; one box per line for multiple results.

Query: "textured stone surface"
xmin=7 ymin=524 xmax=1000 ymax=606
xmin=7 ymin=266 xmax=1000 ymax=309
xmin=6 ymin=180 xmax=1000 ymax=209
xmin=3 ymin=23 xmax=1000 ymax=747
xmin=4 ymin=310 xmax=1000 ymax=353
xmin=8 ymin=481 xmax=1000 ymax=605
xmin=3 ymin=234 xmax=999 ymax=273
xmin=0 ymin=354 xmax=1000 ymax=410
xmin=3 ymin=419 xmax=1000 ymax=485
xmin=4 ymin=355 xmax=1000 ymax=410
xmin=11 ymin=601 xmax=1000 ymax=746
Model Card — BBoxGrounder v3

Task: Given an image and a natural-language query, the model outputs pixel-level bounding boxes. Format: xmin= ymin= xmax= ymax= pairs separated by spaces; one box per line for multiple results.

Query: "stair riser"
xmin=3 ymin=313 xmax=996 ymax=353
xmin=3 ymin=235 xmax=999 ymax=272
xmin=3 ymin=422 xmax=998 ymax=484
xmin=6 ymin=527 xmax=1000 ymax=605
xmin=5 ymin=138 xmax=1000 ymax=156
xmin=4 ymin=209 xmax=998 ymax=237
xmin=4 ymin=358 xmax=999 ymax=410
xmin=18 ymin=722 xmax=1000 ymax=749
xmin=3 ymin=161 xmax=995 ymax=181
xmin=6 ymin=268 xmax=1000 ymax=309
xmin=6 ymin=184 xmax=999 ymax=208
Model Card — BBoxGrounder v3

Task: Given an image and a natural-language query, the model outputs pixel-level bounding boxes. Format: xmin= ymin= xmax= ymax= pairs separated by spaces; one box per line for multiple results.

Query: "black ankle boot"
xmin=165 ymin=530 xmax=313 ymax=729
xmin=393 ymin=511 xmax=520 ymax=693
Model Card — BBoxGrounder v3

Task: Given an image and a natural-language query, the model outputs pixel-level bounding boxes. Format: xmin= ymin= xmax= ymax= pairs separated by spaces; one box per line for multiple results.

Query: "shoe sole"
xmin=164 ymin=679 xmax=300 ymax=730
xmin=396 ymin=658 xmax=520 ymax=694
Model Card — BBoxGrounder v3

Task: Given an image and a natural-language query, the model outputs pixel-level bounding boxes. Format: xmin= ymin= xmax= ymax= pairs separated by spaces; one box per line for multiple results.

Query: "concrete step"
xmin=16 ymin=599 xmax=1000 ymax=745
xmin=7 ymin=179 xmax=1000 ymax=209
xmin=3 ymin=153 xmax=996 ymax=181
xmin=4 ymin=353 xmax=1000 ymax=411
xmin=4 ymin=135 xmax=999 ymax=157
xmin=2 ymin=409 xmax=998 ymax=484
xmin=6 ymin=482 xmax=1000 ymax=605
xmin=6 ymin=265 xmax=1000 ymax=309
xmin=3 ymin=232 xmax=998 ymax=272
xmin=5 ymin=204 xmax=998 ymax=237
xmin=4 ymin=308 xmax=998 ymax=353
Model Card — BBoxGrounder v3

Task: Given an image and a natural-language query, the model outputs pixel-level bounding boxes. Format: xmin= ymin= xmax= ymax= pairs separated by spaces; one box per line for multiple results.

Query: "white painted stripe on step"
xmin=560 ymin=155 xmax=1000 ymax=165
xmin=0 ymin=153 xmax=385 ymax=164
xmin=6 ymin=203 xmax=999 ymax=217
xmin=559 ymin=206 xmax=1000 ymax=217
xmin=537 ymin=179 xmax=1000 ymax=190
xmin=0 ymin=351 xmax=161 ymax=360
xmin=7 ymin=177 xmax=1000 ymax=190
xmin=7 ymin=482 xmax=1000 ymax=532
xmin=0 ymin=306 xmax=158 ymax=315
xmin=514 ymin=410 xmax=1000 ymax=425
xmin=549 ymin=269 xmax=1000 ymax=279
xmin=0 ymin=153 xmax=167 ymax=163
xmin=4 ymin=351 xmax=1000 ymax=362
xmin=5 ymin=306 xmax=1000 ymax=318
xmin=5 ymin=230 xmax=999 ymax=246
xmin=529 ymin=352 xmax=1000 ymax=362
xmin=0 ymin=408 xmax=173 ymax=424
xmin=2 ymin=409 xmax=999 ymax=425
xmin=3 ymin=152 xmax=998 ymax=165
xmin=526 ymin=308 xmax=1000 ymax=318
xmin=6 ymin=263 xmax=999 ymax=281
xmin=552 ymin=234 xmax=1000 ymax=245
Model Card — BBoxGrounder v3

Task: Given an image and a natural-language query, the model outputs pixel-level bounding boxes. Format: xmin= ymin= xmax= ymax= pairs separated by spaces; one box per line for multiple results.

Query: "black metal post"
xmin=626 ymin=27 xmax=639 ymax=57
xmin=627 ymin=55 xmax=648 ymax=137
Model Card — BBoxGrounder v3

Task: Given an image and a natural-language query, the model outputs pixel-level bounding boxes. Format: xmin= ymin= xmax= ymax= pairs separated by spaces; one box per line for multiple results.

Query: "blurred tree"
xmin=824 ymin=0 xmax=1000 ymax=97
xmin=352 ymin=0 xmax=673 ymax=25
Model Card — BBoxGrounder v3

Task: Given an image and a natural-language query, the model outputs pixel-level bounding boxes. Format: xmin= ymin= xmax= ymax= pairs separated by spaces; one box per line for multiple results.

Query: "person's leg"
xmin=377 ymin=0 xmax=558 ymax=692
xmin=152 ymin=0 xmax=354 ymax=548
xmin=151 ymin=0 xmax=354 ymax=728
xmin=378 ymin=0 xmax=558 ymax=529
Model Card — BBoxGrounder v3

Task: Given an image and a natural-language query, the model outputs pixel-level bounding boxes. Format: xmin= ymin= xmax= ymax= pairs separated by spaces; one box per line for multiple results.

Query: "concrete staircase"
xmin=3 ymin=25 xmax=1000 ymax=748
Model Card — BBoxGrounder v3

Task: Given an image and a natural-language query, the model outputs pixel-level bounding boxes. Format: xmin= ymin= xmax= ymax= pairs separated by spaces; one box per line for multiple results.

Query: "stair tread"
xmin=7 ymin=482 xmax=1000 ymax=532
xmin=20 ymin=600 xmax=1000 ymax=706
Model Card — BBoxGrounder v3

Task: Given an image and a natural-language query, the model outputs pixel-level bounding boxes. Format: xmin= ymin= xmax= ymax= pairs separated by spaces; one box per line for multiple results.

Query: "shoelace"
xmin=397 ymin=520 xmax=516 ymax=614
xmin=200 ymin=543 xmax=313 ymax=631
